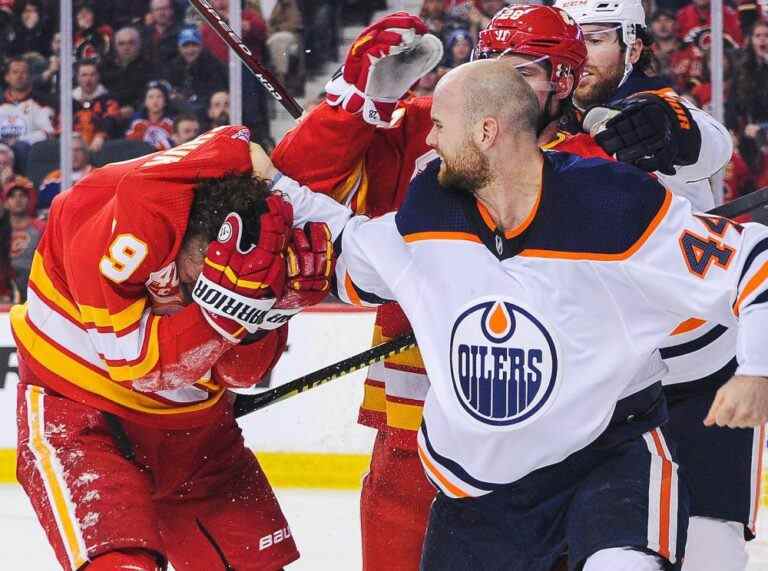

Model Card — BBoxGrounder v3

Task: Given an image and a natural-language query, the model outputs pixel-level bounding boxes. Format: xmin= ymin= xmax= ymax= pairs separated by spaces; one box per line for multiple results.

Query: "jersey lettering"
xmin=679 ymin=230 xmax=734 ymax=278
xmin=99 ymin=234 xmax=149 ymax=283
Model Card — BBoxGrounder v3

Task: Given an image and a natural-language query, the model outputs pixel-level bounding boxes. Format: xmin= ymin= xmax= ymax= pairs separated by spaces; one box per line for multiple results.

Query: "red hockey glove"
xmin=325 ymin=12 xmax=443 ymax=127
xmin=193 ymin=196 xmax=293 ymax=343
xmin=275 ymin=222 xmax=335 ymax=312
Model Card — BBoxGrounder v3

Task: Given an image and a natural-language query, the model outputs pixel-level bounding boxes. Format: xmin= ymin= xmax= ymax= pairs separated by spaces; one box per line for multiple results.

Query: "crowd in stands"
xmin=0 ymin=0 xmax=380 ymax=302
xmin=0 ymin=0 xmax=766 ymax=304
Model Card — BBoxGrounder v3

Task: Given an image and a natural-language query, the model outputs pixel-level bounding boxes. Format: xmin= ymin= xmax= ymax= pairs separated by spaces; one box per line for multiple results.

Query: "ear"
xmin=628 ymin=38 xmax=644 ymax=65
xmin=475 ymin=117 xmax=499 ymax=150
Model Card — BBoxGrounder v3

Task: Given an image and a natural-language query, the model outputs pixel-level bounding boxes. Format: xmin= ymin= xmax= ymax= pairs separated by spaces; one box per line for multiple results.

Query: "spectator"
xmin=267 ymin=0 xmax=304 ymax=96
xmin=164 ymin=27 xmax=227 ymax=117
xmin=37 ymin=134 xmax=93 ymax=214
xmin=72 ymin=60 xmax=121 ymax=152
xmin=101 ymin=26 xmax=158 ymax=120
xmin=125 ymin=81 xmax=174 ymax=150
xmin=4 ymin=176 xmax=44 ymax=300
xmin=420 ymin=0 xmax=449 ymax=37
xmin=170 ymin=113 xmax=200 ymax=146
xmin=439 ymin=28 xmax=474 ymax=76
xmin=303 ymin=0 xmax=341 ymax=72
xmin=650 ymin=9 xmax=683 ymax=80
xmin=0 ymin=143 xmax=15 ymax=188
xmin=206 ymin=90 xmax=229 ymax=128
xmin=74 ymin=1 xmax=114 ymax=62
xmin=36 ymin=32 xmax=61 ymax=103
xmin=731 ymin=19 xmax=768 ymax=132
xmin=0 ymin=56 xmax=54 ymax=170
xmin=202 ymin=0 xmax=267 ymax=64
xmin=10 ymin=1 xmax=52 ymax=57
xmin=0 ymin=197 xmax=14 ymax=304
xmin=0 ymin=0 xmax=15 ymax=57
xmin=676 ymin=0 xmax=743 ymax=48
xmin=142 ymin=0 xmax=181 ymax=69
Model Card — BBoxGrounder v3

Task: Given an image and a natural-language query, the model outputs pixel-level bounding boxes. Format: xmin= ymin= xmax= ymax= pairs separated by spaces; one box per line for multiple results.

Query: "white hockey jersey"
xmin=276 ymin=151 xmax=768 ymax=498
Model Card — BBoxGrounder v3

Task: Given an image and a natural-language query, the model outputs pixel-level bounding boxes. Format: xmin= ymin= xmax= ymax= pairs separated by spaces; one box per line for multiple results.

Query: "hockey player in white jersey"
xmin=551 ymin=2 xmax=759 ymax=569
xmin=261 ymin=60 xmax=768 ymax=570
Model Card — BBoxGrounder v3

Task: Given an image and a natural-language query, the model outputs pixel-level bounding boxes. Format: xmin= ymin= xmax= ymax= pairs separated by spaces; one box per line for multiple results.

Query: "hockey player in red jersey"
xmin=12 ymin=125 xmax=334 ymax=571
xmin=271 ymin=5 xmax=735 ymax=570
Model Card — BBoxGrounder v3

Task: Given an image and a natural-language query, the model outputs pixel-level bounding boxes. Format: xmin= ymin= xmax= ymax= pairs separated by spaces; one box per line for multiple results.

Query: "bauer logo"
xmin=449 ymin=298 xmax=560 ymax=428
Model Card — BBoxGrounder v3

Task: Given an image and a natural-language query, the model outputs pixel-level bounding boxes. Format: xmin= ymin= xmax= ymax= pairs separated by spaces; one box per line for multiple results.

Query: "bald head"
xmin=436 ymin=59 xmax=540 ymax=138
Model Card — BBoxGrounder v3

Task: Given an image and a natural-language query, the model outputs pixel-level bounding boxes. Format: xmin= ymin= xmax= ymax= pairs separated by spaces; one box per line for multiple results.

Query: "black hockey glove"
xmin=582 ymin=92 xmax=702 ymax=176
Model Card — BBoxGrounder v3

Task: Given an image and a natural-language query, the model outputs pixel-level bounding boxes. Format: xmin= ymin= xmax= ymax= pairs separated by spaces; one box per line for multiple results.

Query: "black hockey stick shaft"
xmin=189 ymin=0 xmax=304 ymax=120
xmin=709 ymin=186 xmax=768 ymax=218
xmin=234 ymin=332 xmax=417 ymax=418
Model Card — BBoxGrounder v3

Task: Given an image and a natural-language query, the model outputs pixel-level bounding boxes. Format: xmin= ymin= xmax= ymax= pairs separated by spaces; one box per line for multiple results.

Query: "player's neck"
xmin=476 ymin=149 xmax=543 ymax=232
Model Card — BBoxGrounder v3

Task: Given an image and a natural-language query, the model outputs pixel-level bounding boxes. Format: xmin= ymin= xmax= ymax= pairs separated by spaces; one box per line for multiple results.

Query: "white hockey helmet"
xmin=554 ymin=0 xmax=647 ymax=88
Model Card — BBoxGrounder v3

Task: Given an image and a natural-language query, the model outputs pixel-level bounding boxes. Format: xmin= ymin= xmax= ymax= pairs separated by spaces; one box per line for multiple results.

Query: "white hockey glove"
xmin=325 ymin=12 xmax=443 ymax=128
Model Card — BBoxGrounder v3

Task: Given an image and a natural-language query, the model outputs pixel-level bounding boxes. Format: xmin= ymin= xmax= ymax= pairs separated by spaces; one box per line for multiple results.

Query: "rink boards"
xmin=0 ymin=307 xmax=766 ymax=505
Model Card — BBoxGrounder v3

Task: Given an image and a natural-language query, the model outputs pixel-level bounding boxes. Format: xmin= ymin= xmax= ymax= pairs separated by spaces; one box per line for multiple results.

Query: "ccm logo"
xmin=259 ymin=527 xmax=292 ymax=551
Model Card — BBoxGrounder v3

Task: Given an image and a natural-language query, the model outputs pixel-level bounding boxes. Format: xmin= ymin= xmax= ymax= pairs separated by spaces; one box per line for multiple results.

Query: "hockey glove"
xmin=276 ymin=222 xmax=335 ymax=313
xmin=325 ymin=12 xmax=443 ymax=127
xmin=193 ymin=196 xmax=292 ymax=343
xmin=582 ymin=92 xmax=702 ymax=176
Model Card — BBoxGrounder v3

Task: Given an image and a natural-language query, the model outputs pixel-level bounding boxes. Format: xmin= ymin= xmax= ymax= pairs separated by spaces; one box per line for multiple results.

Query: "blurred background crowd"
xmin=0 ymin=0 xmax=765 ymax=304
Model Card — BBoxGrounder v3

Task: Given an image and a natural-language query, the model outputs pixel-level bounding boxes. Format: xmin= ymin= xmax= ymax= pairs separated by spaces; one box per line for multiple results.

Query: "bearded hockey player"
xmin=12 ymin=126 xmax=334 ymax=571
xmin=265 ymin=60 xmax=768 ymax=570
xmin=271 ymin=4 xmax=741 ymax=570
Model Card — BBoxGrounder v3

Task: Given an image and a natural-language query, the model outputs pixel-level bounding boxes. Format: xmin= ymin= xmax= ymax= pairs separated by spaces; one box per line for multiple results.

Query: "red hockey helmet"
xmin=473 ymin=5 xmax=587 ymax=95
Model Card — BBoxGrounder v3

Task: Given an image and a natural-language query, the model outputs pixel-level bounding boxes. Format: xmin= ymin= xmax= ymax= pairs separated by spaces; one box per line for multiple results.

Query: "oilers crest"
xmin=449 ymin=297 xmax=560 ymax=428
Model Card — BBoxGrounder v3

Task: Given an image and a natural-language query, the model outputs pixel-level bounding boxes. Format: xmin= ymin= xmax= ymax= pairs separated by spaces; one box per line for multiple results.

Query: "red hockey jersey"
xmin=273 ymin=99 xmax=609 ymax=448
xmin=11 ymin=125 xmax=285 ymax=428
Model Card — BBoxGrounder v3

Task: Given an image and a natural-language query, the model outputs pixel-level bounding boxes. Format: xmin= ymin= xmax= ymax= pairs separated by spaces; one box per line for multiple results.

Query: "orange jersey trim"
xmin=520 ymin=190 xmax=673 ymax=261
xmin=404 ymin=231 xmax=483 ymax=244
xmin=476 ymin=188 xmax=542 ymax=240
xmin=417 ymin=444 xmax=470 ymax=498
xmin=670 ymin=317 xmax=707 ymax=336
xmin=734 ymin=260 xmax=768 ymax=316
xmin=649 ymin=429 xmax=674 ymax=561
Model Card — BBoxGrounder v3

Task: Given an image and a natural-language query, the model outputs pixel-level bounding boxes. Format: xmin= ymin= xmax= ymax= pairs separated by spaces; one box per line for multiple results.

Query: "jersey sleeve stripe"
xmin=416 ymin=444 xmax=470 ymax=499
xmin=737 ymin=237 xmax=768 ymax=287
xmin=734 ymin=260 xmax=768 ymax=316
xmin=12 ymin=305 xmax=225 ymax=415
xmin=747 ymin=289 xmax=768 ymax=309
xmin=658 ymin=324 xmax=728 ymax=359
xmin=669 ymin=317 xmax=706 ymax=336
xmin=102 ymin=315 xmax=161 ymax=381
xmin=520 ymin=190 xmax=673 ymax=261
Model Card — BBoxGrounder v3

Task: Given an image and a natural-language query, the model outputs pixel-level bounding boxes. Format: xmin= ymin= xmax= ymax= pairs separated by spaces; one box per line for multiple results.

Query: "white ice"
xmin=1 ymin=485 xmax=767 ymax=570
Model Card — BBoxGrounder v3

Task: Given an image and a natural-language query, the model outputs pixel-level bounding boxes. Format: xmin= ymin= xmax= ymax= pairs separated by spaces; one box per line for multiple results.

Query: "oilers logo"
xmin=450 ymin=298 xmax=560 ymax=428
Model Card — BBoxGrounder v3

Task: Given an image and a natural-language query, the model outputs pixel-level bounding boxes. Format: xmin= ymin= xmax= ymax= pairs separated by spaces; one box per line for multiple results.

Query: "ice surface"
xmin=1 ymin=485 xmax=766 ymax=569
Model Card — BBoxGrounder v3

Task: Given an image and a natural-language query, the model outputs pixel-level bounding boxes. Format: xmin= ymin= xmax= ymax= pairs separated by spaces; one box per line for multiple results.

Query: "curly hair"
xmin=184 ymin=172 xmax=273 ymax=249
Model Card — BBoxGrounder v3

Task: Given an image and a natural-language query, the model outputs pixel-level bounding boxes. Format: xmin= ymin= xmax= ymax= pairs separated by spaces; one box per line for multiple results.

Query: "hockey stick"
xmin=232 ymin=187 xmax=768 ymax=418
xmin=234 ymin=332 xmax=416 ymax=418
xmin=709 ymin=186 xmax=768 ymax=219
xmin=189 ymin=0 xmax=304 ymax=120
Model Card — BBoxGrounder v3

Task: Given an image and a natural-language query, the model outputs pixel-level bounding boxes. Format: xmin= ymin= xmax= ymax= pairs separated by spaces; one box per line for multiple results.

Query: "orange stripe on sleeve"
xmin=344 ymin=272 xmax=363 ymax=306
xmin=734 ymin=260 xmax=768 ymax=316
xmin=670 ymin=317 xmax=706 ymax=336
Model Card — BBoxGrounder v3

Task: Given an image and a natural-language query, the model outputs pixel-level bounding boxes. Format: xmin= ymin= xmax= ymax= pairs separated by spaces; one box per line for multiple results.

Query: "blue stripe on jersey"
xmin=659 ymin=325 xmax=728 ymax=359
xmin=748 ymin=289 xmax=768 ymax=308
xmin=737 ymin=237 xmax=768 ymax=288
xmin=420 ymin=423 xmax=506 ymax=493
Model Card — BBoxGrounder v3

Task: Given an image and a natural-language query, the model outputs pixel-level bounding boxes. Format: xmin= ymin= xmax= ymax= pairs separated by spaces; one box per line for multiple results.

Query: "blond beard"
xmin=437 ymin=139 xmax=491 ymax=194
